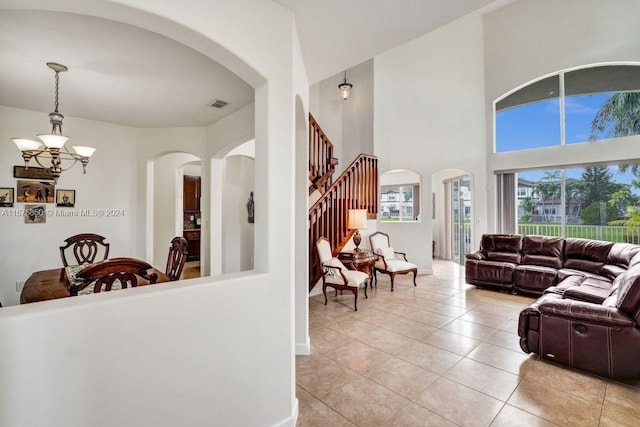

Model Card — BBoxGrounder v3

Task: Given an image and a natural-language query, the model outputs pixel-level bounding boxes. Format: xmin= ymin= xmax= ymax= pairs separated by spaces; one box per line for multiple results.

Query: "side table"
xmin=338 ymin=249 xmax=376 ymax=288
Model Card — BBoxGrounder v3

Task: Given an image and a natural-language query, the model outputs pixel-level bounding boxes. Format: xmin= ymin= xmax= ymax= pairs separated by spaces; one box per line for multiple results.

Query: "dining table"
xmin=20 ymin=262 xmax=170 ymax=304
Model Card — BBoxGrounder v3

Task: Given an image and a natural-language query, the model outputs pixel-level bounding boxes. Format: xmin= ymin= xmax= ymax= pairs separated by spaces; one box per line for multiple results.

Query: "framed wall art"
xmin=0 ymin=187 xmax=14 ymax=207
xmin=16 ymin=180 xmax=55 ymax=203
xmin=56 ymin=189 xmax=75 ymax=207
xmin=24 ymin=204 xmax=46 ymax=224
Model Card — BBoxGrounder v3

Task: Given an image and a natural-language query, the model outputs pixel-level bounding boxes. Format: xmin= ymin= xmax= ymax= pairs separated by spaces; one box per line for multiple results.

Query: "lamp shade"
xmin=72 ymin=146 xmax=97 ymax=157
xmin=37 ymin=133 xmax=69 ymax=149
xmin=348 ymin=209 xmax=368 ymax=230
xmin=12 ymin=138 xmax=43 ymax=151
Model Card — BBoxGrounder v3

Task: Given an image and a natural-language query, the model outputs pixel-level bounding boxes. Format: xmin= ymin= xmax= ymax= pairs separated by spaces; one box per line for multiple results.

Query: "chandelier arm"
xmin=29 ymin=151 xmax=82 ymax=171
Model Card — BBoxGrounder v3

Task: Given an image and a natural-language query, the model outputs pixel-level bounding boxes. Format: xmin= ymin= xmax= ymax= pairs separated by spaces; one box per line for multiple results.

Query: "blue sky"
xmin=497 ymin=92 xmax=640 ymax=193
xmin=496 ymin=92 xmax=612 ymax=151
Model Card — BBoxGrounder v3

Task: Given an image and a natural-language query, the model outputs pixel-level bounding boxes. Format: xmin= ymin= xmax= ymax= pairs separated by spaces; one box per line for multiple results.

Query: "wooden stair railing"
xmin=309 ymin=154 xmax=378 ymax=291
xmin=309 ymin=113 xmax=339 ymax=194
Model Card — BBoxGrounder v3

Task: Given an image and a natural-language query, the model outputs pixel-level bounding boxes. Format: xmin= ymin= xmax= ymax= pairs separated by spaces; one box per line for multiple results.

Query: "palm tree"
xmin=590 ymin=92 xmax=640 ymax=140
xmin=520 ymin=196 xmax=536 ymax=222
xmin=533 ymin=171 xmax=561 ymax=221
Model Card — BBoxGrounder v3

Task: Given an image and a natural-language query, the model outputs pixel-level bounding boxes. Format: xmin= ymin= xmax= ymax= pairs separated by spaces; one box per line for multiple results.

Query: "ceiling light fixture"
xmin=11 ymin=62 xmax=97 ymax=183
xmin=338 ymin=70 xmax=353 ymax=100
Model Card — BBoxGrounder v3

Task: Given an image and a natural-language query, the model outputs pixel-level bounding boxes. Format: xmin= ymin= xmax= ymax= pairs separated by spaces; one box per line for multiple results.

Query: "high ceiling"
xmin=0 ymin=1 xmax=503 ymax=128
xmin=273 ymin=0 xmax=499 ymax=83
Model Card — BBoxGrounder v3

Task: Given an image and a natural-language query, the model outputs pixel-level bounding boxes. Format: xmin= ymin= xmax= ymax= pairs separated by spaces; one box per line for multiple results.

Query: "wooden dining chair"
xmin=59 ymin=233 xmax=110 ymax=267
xmin=71 ymin=257 xmax=158 ymax=296
xmin=166 ymin=236 xmax=189 ymax=281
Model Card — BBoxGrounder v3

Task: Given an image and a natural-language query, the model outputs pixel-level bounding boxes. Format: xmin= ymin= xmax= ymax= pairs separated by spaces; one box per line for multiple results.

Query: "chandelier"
xmin=11 ymin=62 xmax=97 ymax=183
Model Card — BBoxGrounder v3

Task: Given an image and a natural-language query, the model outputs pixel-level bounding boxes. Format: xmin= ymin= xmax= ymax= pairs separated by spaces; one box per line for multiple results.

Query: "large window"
xmin=496 ymin=65 xmax=640 ymax=152
xmin=515 ymin=163 xmax=640 ymax=243
xmin=380 ymin=185 xmax=420 ymax=222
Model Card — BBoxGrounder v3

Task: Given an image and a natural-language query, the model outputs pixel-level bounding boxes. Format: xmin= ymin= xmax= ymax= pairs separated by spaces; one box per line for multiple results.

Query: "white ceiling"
xmin=273 ymin=0 xmax=499 ymax=83
xmin=0 ymin=10 xmax=255 ymax=128
xmin=0 ymin=2 xmax=501 ymax=128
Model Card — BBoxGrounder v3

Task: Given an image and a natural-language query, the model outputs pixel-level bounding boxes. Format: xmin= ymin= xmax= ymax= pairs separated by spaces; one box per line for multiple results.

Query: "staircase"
xmin=308 ymin=114 xmax=378 ymax=291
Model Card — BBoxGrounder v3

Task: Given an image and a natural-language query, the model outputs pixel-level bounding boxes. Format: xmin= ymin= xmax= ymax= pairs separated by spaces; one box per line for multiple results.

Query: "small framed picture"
xmin=56 ymin=189 xmax=75 ymax=207
xmin=17 ymin=180 xmax=55 ymax=203
xmin=0 ymin=187 xmax=14 ymax=207
xmin=24 ymin=204 xmax=46 ymax=224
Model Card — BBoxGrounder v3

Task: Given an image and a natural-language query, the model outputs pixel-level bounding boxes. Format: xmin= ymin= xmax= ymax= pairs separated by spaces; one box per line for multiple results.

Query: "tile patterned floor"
xmin=296 ymin=260 xmax=640 ymax=426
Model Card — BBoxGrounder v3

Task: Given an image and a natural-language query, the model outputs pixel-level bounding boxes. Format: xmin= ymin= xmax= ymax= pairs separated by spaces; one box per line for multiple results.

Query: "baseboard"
xmin=296 ymin=336 xmax=310 ymax=355
xmin=272 ymin=398 xmax=298 ymax=427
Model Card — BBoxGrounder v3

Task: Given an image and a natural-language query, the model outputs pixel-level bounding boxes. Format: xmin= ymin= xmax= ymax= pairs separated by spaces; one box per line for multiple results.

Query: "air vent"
xmin=209 ymin=99 xmax=228 ymax=109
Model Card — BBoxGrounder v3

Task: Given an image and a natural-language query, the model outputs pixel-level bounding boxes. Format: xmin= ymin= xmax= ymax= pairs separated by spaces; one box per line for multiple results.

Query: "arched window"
xmin=495 ymin=64 xmax=640 ymax=152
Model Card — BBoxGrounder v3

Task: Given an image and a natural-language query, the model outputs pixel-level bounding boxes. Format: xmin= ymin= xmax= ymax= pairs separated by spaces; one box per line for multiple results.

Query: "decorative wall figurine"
xmin=246 ymin=191 xmax=254 ymax=224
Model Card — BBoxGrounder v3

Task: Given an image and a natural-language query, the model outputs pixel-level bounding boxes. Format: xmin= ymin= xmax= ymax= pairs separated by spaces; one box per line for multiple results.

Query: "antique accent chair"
xmin=166 ymin=236 xmax=189 ymax=281
xmin=60 ymin=233 xmax=110 ymax=267
xmin=369 ymin=231 xmax=418 ymax=291
xmin=71 ymin=257 xmax=158 ymax=296
xmin=316 ymin=237 xmax=369 ymax=311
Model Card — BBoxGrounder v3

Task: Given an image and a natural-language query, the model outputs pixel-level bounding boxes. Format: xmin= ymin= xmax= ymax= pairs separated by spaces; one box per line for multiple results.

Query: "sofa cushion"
xmin=514 ymin=265 xmax=558 ymax=293
xmin=545 ymin=275 xmax=585 ymax=296
xmin=615 ymin=265 xmax=640 ymax=317
xmin=521 ymin=235 xmax=563 ymax=269
xmin=487 ymin=251 xmax=521 ymax=263
xmin=465 ymin=259 xmax=516 ymax=285
xmin=479 ymin=234 xmax=522 ymax=263
xmin=563 ymin=238 xmax=614 ymax=274
xmin=608 ymin=243 xmax=640 ymax=268
xmin=563 ymin=277 xmax=613 ymax=304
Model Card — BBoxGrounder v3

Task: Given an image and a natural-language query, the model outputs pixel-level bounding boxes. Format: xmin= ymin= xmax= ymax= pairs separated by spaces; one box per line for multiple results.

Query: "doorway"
xmin=447 ymin=175 xmax=472 ymax=265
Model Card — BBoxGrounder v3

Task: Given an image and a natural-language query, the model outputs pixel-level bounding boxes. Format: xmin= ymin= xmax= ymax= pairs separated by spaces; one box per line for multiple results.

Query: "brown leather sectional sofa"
xmin=466 ymin=234 xmax=640 ymax=378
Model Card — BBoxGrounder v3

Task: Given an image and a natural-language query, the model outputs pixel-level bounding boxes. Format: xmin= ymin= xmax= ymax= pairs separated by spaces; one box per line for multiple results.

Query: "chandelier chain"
xmin=54 ymin=71 xmax=60 ymax=113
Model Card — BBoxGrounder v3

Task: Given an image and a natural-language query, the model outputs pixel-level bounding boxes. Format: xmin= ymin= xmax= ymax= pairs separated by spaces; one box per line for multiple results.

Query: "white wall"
xmin=221 ymin=155 xmax=255 ymax=273
xmin=0 ymin=1 xmax=299 ymax=427
xmin=374 ymin=13 xmax=488 ymax=272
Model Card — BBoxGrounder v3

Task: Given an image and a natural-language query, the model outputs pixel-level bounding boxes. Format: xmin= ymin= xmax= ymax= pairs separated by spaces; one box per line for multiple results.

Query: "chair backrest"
xmin=316 ymin=237 xmax=334 ymax=264
xmin=369 ymin=231 xmax=391 ymax=254
xmin=166 ymin=236 xmax=189 ymax=281
xmin=72 ymin=257 xmax=158 ymax=296
xmin=60 ymin=233 xmax=110 ymax=267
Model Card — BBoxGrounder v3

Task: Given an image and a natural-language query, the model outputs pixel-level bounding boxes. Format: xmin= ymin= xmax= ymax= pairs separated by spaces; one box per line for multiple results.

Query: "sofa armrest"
xmin=466 ymin=251 xmax=485 ymax=260
xmin=538 ymin=299 xmax=634 ymax=328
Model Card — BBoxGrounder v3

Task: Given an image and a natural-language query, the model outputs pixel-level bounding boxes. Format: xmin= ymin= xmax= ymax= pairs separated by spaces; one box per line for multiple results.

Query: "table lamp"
xmin=348 ymin=209 xmax=368 ymax=252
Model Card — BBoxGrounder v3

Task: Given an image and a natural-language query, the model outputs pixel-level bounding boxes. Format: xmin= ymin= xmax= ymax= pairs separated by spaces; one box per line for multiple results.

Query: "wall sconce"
xmin=348 ymin=209 xmax=368 ymax=251
xmin=338 ymin=70 xmax=353 ymax=100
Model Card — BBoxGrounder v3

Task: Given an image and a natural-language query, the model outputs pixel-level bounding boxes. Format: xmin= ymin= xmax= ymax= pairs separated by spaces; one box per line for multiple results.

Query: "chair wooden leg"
xmin=353 ymin=288 xmax=358 ymax=311
xmin=323 ymin=283 xmax=328 ymax=305
xmin=412 ymin=269 xmax=417 ymax=286
xmin=373 ymin=269 xmax=378 ymax=286
xmin=390 ymin=273 xmax=396 ymax=292
xmin=363 ymin=282 xmax=368 ymax=299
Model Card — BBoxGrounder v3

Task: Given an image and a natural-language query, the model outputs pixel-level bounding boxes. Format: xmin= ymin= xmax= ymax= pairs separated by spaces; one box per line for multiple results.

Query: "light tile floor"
xmin=296 ymin=260 xmax=640 ymax=426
